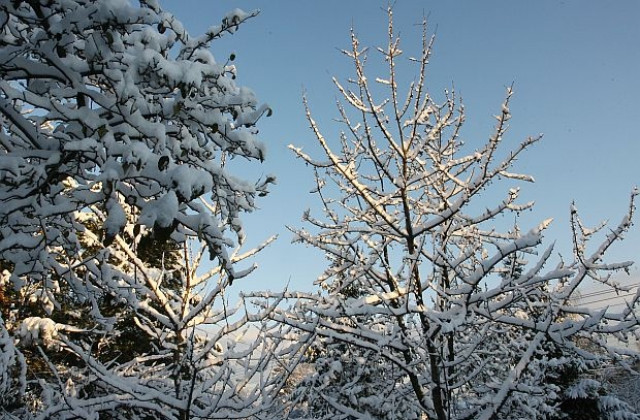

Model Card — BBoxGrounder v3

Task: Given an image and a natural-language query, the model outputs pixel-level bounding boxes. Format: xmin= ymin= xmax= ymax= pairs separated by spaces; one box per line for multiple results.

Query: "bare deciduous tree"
xmin=272 ymin=7 xmax=639 ymax=420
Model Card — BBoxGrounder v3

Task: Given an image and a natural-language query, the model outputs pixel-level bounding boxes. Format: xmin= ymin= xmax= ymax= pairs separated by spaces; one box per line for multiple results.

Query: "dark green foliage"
xmin=136 ymin=229 xmax=182 ymax=270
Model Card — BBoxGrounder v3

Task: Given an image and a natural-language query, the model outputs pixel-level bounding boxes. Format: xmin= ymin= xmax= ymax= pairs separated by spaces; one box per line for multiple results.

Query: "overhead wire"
xmin=577 ymin=282 xmax=640 ymax=300
xmin=578 ymin=291 xmax=638 ymax=307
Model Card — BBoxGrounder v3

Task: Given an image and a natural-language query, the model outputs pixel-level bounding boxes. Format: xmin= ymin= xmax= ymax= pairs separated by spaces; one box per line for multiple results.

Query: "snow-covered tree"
xmin=288 ymin=271 xmax=420 ymax=420
xmin=0 ymin=1 xmax=282 ymax=418
xmin=272 ymin=7 xmax=640 ymax=420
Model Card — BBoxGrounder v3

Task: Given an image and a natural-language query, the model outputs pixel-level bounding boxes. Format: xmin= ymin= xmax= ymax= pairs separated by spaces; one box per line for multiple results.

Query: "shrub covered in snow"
xmin=0 ymin=1 xmax=281 ymax=418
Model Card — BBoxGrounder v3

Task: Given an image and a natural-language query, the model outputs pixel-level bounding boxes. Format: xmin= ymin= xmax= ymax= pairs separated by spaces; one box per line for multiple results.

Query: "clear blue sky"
xmin=161 ymin=1 xmax=640 ymax=295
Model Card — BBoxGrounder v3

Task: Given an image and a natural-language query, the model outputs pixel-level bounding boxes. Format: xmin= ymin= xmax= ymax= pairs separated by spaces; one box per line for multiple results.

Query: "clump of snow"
xmin=104 ymin=198 xmax=127 ymax=238
xmin=138 ymin=190 xmax=179 ymax=228
xmin=222 ymin=8 xmax=252 ymax=32
xmin=168 ymin=164 xmax=213 ymax=203
xmin=17 ymin=317 xmax=60 ymax=349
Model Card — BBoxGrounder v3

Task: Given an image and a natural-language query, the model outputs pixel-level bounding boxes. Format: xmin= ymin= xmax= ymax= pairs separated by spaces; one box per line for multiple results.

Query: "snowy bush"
xmin=0 ymin=1 xmax=282 ymax=418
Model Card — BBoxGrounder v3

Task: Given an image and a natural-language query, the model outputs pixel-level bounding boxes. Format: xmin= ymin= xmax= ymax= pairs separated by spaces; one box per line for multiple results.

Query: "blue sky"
xmin=161 ymin=1 xmax=640 ymax=295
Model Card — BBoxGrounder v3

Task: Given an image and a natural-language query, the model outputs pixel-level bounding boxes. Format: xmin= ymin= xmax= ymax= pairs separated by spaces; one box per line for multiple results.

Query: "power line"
xmin=579 ymin=292 xmax=638 ymax=307
xmin=578 ymin=282 xmax=640 ymax=299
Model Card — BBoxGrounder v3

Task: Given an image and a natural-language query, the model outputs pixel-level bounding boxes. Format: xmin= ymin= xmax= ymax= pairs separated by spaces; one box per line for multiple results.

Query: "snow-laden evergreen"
xmin=265 ymin=7 xmax=640 ymax=420
xmin=0 ymin=1 xmax=284 ymax=418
